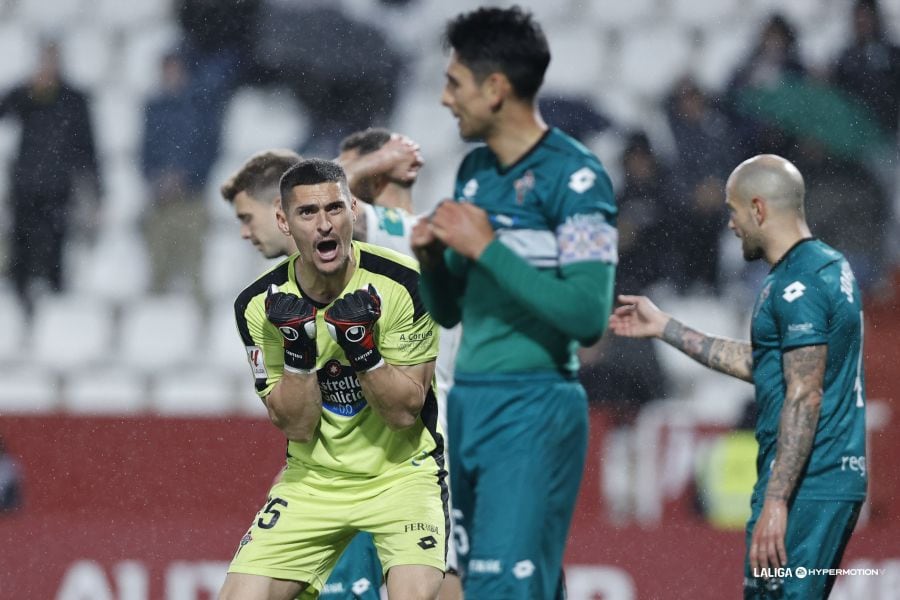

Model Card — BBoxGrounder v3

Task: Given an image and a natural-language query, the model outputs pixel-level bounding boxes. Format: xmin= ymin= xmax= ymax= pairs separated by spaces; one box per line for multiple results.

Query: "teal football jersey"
xmin=750 ymin=239 xmax=867 ymax=501
xmin=447 ymin=128 xmax=617 ymax=375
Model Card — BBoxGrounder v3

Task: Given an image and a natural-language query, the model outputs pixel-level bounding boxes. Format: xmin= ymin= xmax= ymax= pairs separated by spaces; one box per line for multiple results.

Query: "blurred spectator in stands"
xmin=0 ymin=435 xmax=22 ymax=513
xmin=539 ymin=94 xmax=610 ymax=143
xmin=579 ymin=132 xmax=670 ymax=425
xmin=141 ymin=53 xmax=207 ymax=298
xmin=252 ymin=2 xmax=406 ymax=155
xmin=833 ymin=0 xmax=900 ymax=139
xmin=0 ymin=40 xmax=101 ymax=311
xmin=794 ymin=139 xmax=890 ymax=292
xmin=666 ymin=77 xmax=733 ymax=293
xmin=178 ymin=0 xmax=259 ymax=177
xmin=726 ymin=14 xmax=805 ymax=158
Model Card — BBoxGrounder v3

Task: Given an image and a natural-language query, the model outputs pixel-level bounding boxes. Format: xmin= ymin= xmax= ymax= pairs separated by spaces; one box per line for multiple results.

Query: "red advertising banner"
xmin=0 ymin=411 xmax=897 ymax=599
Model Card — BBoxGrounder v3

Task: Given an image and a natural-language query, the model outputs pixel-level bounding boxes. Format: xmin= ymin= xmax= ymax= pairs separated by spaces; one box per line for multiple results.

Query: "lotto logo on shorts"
xmin=417 ymin=536 xmax=437 ymax=550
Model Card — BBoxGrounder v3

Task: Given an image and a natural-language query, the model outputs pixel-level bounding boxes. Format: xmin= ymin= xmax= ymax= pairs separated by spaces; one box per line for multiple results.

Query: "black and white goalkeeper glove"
xmin=265 ymin=284 xmax=317 ymax=374
xmin=324 ymin=285 xmax=384 ymax=372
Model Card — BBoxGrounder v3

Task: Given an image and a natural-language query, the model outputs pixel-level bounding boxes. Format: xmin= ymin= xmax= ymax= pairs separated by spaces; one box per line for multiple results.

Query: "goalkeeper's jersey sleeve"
xmin=234 ymin=242 xmax=442 ymax=480
xmin=445 ymin=127 xmax=617 ymax=375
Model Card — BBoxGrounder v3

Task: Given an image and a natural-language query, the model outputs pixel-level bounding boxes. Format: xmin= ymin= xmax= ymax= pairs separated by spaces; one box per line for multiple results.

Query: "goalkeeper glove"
xmin=324 ymin=284 xmax=384 ymax=372
xmin=265 ymin=284 xmax=317 ymax=374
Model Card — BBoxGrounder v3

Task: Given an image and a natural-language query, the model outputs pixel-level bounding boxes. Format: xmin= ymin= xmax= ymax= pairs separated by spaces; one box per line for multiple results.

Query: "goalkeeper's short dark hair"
xmin=443 ymin=5 xmax=550 ymax=102
xmin=279 ymin=158 xmax=350 ymax=204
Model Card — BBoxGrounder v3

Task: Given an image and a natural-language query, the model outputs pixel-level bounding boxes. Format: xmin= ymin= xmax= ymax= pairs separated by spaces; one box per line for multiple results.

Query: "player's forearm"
xmin=419 ymin=264 xmax=463 ymax=328
xmin=766 ymin=389 xmax=821 ymax=501
xmin=357 ymin=364 xmax=425 ymax=430
xmin=265 ymin=372 xmax=323 ymax=442
xmin=661 ymin=319 xmax=754 ymax=382
xmin=477 ymin=241 xmax=614 ymax=342
xmin=766 ymin=345 xmax=827 ymax=501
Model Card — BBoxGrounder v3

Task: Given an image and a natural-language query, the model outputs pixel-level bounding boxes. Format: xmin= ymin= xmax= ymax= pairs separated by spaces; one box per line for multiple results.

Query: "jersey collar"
xmin=770 ymin=237 xmax=816 ymax=272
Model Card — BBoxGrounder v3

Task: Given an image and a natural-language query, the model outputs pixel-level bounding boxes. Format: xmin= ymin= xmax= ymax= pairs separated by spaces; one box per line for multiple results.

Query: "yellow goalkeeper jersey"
xmin=234 ymin=241 xmax=442 ymax=485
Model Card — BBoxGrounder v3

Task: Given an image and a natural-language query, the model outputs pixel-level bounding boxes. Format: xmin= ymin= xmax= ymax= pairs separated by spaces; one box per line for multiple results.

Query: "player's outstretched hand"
xmin=265 ymin=284 xmax=318 ymax=374
xmin=324 ymin=285 xmax=384 ymax=372
xmin=608 ymin=294 xmax=671 ymax=339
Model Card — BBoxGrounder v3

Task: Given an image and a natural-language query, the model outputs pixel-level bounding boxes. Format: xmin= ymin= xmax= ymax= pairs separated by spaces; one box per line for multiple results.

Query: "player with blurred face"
xmin=611 ymin=155 xmax=867 ymax=600
xmin=414 ymin=7 xmax=618 ymax=599
xmin=221 ymin=149 xmax=300 ymax=259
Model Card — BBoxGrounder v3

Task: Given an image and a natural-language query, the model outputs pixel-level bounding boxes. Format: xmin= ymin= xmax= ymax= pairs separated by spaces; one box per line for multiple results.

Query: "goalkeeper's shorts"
xmin=448 ymin=371 xmax=588 ymax=600
xmin=227 ymin=463 xmax=447 ymax=595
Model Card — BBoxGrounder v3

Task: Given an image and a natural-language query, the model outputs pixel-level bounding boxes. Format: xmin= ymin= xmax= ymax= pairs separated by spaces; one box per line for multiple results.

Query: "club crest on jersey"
xmin=513 ymin=170 xmax=535 ymax=204
xmin=462 ymin=178 xmax=478 ymax=200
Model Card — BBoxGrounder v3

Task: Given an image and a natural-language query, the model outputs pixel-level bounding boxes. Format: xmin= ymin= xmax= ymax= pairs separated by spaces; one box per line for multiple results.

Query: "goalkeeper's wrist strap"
xmin=356 ymin=357 xmax=385 ymax=373
xmin=283 ymin=364 xmax=317 ymax=375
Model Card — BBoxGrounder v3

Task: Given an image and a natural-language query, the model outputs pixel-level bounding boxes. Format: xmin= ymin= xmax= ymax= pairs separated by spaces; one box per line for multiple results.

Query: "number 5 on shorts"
xmin=257 ymin=497 xmax=288 ymax=530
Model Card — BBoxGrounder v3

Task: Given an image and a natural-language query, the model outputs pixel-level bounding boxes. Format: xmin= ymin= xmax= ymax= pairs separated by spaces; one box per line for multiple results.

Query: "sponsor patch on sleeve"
xmin=557 ymin=214 xmax=618 ymax=266
xmin=246 ymin=346 xmax=268 ymax=379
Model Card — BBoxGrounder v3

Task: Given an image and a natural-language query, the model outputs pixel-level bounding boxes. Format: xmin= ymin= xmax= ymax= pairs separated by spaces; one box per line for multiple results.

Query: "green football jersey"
xmin=750 ymin=239 xmax=867 ymax=501
xmin=446 ymin=127 xmax=617 ymax=375
xmin=234 ymin=241 xmax=442 ymax=483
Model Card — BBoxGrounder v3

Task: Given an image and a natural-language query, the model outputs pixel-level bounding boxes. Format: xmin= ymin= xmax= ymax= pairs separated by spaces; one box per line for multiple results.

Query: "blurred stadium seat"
xmin=0 ymin=364 xmax=59 ymax=412
xmin=0 ymin=291 xmax=26 ymax=363
xmin=149 ymin=367 xmax=237 ymax=416
xmin=119 ymin=295 xmax=200 ymax=373
xmin=64 ymin=368 xmax=147 ymax=414
xmin=30 ymin=294 xmax=115 ymax=372
xmin=619 ymin=24 xmax=693 ymax=98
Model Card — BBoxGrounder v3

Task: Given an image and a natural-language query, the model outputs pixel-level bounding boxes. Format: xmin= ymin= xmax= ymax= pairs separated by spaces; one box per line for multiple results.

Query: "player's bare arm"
xmin=340 ymin=134 xmax=423 ymax=193
xmin=610 ymin=294 xmax=753 ymax=382
xmin=357 ymin=361 xmax=436 ymax=430
xmin=767 ymin=344 xmax=826 ymax=502
xmin=750 ymin=344 xmax=826 ymax=573
xmin=264 ymin=373 xmax=323 ymax=443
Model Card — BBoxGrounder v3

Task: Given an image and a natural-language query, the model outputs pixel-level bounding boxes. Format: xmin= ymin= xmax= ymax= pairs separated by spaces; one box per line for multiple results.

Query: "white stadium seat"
xmin=70 ymin=228 xmax=150 ymax=302
xmin=587 ymin=0 xmax=658 ymax=28
xmin=542 ymin=24 xmax=607 ymax=96
xmin=61 ymin=25 xmax=113 ymax=89
xmin=118 ymin=23 xmax=180 ymax=96
xmin=94 ymin=0 xmax=172 ymax=29
xmin=0 ymin=23 xmax=37 ymax=89
xmin=0 ymin=292 xmax=26 ymax=363
xmin=221 ymin=88 xmax=307 ymax=160
xmin=669 ymin=0 xmax=742 ymax=28
xmin=63 ymin=368 xmax=148 ymax=414
xmin=206 ymin=300 xmax=253 ymax=379
xmin=14 ymin=0 xmax=85 ymax=30
xmin=619 ymin=24 xmax=693 ymax=99
xmin=149 ymin=367 xmax=237 ymax=416
xmin=30 ymin=295 xmax=115 ymax=373
xmin=93 ymin=86 xmax=143 ymax=160
xmin=0 ymin=364 xmax=60 ymax=413
xmin=119 ymin=295 xmax=201 ymax=373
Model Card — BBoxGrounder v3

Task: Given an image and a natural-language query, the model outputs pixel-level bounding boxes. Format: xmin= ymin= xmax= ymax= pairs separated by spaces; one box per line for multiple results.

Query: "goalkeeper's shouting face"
xmin=277 ymin=159 xmax=358 ymax=278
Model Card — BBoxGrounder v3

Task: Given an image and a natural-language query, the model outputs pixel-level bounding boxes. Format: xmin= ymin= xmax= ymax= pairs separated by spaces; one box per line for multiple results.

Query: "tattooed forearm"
xmin=766 ymin=345 xmax=826 ymax=501
xmin=662 ymin=319 xmax=754 ymax=382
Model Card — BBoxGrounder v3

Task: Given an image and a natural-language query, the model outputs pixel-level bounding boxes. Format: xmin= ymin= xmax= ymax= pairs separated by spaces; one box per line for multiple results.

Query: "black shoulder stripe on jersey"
xmin=359 ymin=250 xmax=427 ymax=321
xmin=233 ymin=260 xmax=291 ymax=348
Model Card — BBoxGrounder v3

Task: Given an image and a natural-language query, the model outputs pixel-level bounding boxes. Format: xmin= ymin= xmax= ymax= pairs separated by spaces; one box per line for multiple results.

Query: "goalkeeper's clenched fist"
xmin=325 ymin=285 xmax=384 ymax=372
xmin=265 ymin=284 xmax=317 ymax=374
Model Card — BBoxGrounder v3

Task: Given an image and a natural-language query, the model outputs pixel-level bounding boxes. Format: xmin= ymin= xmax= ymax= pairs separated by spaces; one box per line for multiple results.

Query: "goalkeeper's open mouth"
xmin=315 ymin=239 xmax=340 ymax=261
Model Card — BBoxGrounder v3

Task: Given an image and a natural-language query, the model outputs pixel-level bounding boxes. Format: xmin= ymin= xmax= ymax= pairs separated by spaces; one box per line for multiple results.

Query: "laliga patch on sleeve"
xmin=246 ymin=346 xmax=268 ymax=379
xmin=557 ymin=214 xmax=618 ymax=266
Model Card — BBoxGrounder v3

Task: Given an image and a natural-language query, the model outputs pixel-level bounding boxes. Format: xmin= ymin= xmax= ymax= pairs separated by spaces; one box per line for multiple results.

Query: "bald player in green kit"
xmin=610 ymin=154 xmax=867 ymax=599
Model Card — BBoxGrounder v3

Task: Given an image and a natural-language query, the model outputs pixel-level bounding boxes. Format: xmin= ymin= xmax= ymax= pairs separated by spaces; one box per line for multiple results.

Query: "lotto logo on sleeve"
xmin=782 ymin=281 xmax=806 ymax=302
xmin=568 ymin=167 xmax=596 ymax=193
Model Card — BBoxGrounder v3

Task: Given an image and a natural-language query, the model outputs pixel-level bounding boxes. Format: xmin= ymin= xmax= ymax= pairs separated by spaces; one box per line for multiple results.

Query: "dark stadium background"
xmin=0 ymin=0 xmax=898 ymax=598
